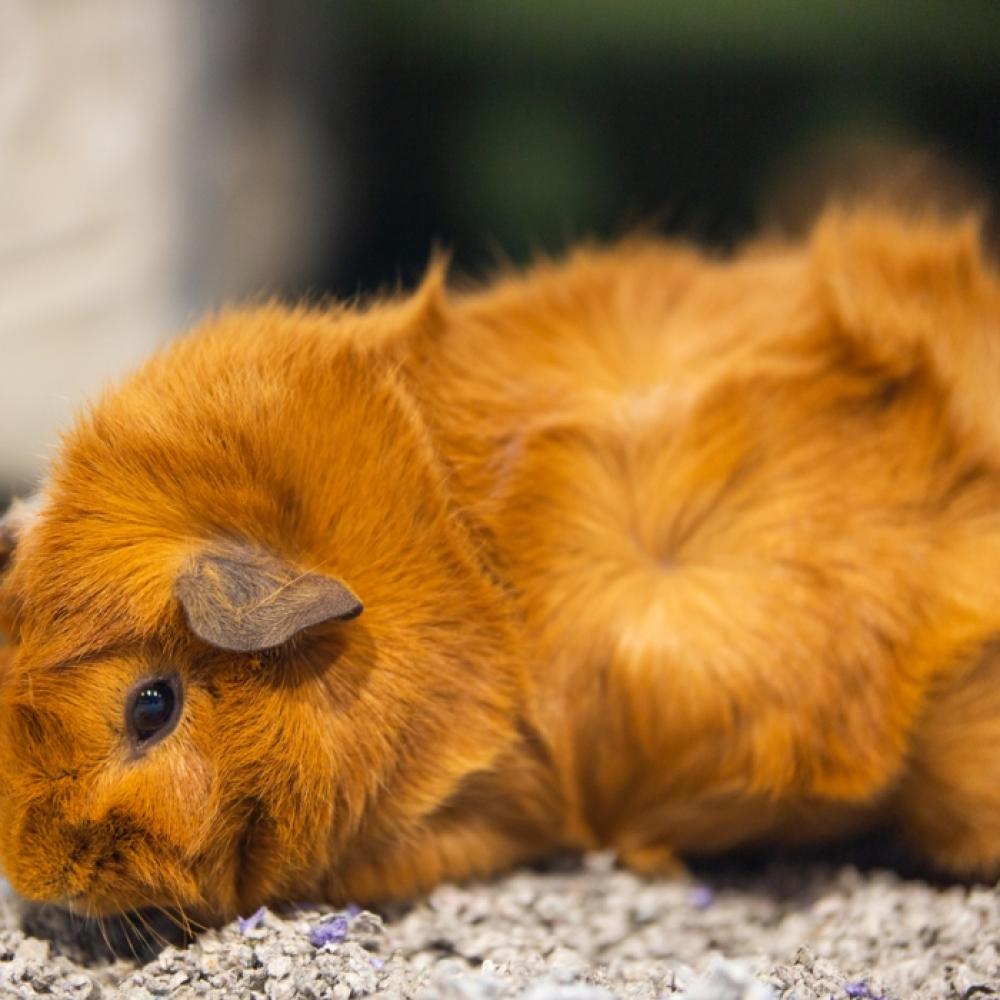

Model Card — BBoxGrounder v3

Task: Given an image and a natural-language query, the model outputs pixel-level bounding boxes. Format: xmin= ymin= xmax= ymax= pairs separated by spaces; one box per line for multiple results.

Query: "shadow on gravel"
xmin=17 ymin=901 xmax=191 ymax=965
xmin=684 ymin=824 xmax=993 ymax=900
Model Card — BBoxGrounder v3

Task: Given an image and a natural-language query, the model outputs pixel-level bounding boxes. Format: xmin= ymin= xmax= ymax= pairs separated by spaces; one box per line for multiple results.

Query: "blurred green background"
xmin=309 ymin=0 xmax=1000 ymax=292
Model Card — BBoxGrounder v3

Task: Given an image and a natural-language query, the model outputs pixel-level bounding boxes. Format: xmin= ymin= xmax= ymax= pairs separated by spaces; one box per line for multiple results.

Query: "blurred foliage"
xmin=300 ymin=0 xmax=1000 ymax=292
xmin=354 ymin=0 xmax=1000 ymax=73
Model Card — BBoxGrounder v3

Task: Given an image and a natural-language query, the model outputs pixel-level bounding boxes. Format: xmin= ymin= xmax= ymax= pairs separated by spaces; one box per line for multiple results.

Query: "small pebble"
xmin=266 ymin=955 xmax=292 ymax=979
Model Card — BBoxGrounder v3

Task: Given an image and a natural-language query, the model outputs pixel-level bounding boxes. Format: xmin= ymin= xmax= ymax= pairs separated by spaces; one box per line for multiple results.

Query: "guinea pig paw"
xmin=615 ymin=842 xmax=687 ymax=879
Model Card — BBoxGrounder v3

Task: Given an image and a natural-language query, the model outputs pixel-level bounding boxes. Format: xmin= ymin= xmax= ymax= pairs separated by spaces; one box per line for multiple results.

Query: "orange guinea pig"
xmin=1 ymin=205 xmax=1000 ymax=925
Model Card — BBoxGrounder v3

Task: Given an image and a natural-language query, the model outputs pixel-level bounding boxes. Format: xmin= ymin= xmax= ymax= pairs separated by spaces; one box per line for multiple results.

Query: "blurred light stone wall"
xmin=0 ymin=0 xmax=341 ymax=494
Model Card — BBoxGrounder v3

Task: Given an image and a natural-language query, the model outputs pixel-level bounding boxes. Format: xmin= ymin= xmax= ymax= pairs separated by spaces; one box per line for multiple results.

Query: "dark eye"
xmin=127 ymin=678 xmax=181 ymax=745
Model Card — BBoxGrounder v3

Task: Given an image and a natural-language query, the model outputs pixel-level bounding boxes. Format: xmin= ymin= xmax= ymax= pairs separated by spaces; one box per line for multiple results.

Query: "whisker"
xmin=167 ymin=881 xmax=209 ymax=934
xmin=138 ymin=887 xmax=193 ymax=940
xmin=152 ymin=903 xmax=187 ymax=937
xmin=93 ymin=909 xmax=114 ymax=961
xmin=118 ymin=911 xmax=142 ymax=962
xmin=131 ymin=907 xmax=169 ymax=951
xmin=156 ymin=902 xmax=200 ymax=941
xmin=134 ymin=882 xmax=207 ymax=942
xmin=160 ymin=884 xmax=192 ymax=938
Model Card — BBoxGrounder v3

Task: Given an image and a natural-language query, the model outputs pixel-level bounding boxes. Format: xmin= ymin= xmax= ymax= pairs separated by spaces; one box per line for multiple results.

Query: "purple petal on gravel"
xmin=310 ymin=914 xmax=349 ymax=948
xmin=237 ymin=907 xmax=266 ymax=933
xmin=688 ymin=885 xmax=714 ymax=909
xmin=844 ymin=984 xmax=869 ymax=998
xmin=345 ymin=902 xmax=361 ymax=917
xmin=370 ymin=956 xmax=385 ymax=971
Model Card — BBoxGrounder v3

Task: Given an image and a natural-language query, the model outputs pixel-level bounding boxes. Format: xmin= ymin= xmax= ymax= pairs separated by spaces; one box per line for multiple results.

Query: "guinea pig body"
xmin=412 ymin=208 xmax=1000 ymax=876
xmin=1 ymin=206 xmax=1000 ymax=921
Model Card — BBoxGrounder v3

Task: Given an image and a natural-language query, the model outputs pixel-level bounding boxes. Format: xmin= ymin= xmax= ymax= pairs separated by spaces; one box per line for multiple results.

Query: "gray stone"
xmin=680 ymin=960 xmax=775 ymax=1000
xmin=0 ymin=857 xmax=999 ymax=998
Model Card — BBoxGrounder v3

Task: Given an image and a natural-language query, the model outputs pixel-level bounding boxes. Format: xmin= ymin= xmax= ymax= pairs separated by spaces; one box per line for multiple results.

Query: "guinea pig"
xmin=1 ymin=205 xmax=1000 ymax=925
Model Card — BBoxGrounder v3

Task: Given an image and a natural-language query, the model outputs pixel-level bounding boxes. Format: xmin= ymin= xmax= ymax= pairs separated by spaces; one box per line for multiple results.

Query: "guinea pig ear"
xmin=0 ymin=495 xmax=44 ymax=573
xmin=174 ymin=541 xmax=363 ymax=653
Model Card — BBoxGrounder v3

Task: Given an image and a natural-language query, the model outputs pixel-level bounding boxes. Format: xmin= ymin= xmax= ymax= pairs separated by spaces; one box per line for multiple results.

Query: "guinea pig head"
xmin=0 ymin=302 xmax=527 ymax=922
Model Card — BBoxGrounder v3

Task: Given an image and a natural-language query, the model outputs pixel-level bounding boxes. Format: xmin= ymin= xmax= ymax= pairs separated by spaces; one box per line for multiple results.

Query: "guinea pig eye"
xmin=126 ymin=677 xmax=181 ymax=746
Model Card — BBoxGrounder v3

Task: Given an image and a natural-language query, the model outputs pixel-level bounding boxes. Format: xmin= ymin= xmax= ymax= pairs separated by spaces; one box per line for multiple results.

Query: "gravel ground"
xmin=0 ymin=849 xmax=997 ymax=999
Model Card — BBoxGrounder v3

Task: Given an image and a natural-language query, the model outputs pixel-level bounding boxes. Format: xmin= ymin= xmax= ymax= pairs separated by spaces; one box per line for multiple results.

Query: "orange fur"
xmin=1 ymin=205 xmax=1000 ymax=922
